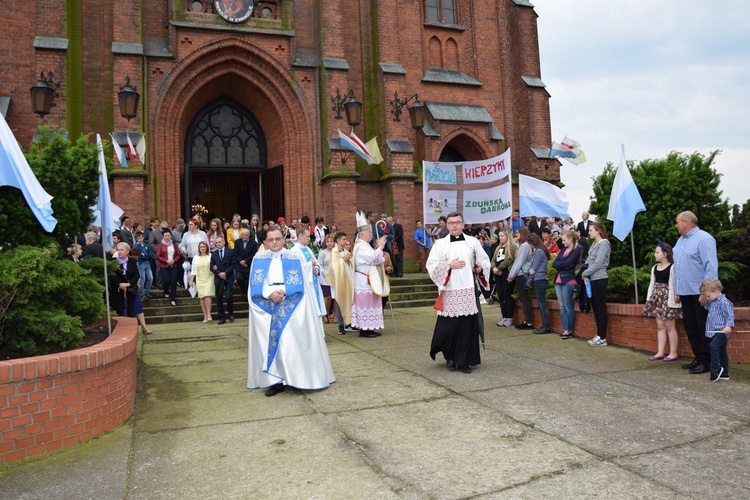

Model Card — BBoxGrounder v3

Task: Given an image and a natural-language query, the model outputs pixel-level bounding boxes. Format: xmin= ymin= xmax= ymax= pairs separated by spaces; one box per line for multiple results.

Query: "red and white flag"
xmin=126 ymin=133 xmax=137 ymax=160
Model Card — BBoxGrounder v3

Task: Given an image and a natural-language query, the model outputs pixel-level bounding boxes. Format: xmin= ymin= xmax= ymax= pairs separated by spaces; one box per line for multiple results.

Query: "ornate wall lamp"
xmin=389 ymin=92 xmax=425 ymax=130
xmin=29 ymin=71 xmax=61 ymax=118
xmin=117 ymin=75 xmax=140 ymax=122
xmin=330 ymin=88 xmax=363 ymax=128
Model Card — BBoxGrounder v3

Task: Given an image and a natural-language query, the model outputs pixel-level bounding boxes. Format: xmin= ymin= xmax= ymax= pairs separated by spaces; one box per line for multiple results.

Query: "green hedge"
xmin=0 ymin=245 xmax=105 ymax=356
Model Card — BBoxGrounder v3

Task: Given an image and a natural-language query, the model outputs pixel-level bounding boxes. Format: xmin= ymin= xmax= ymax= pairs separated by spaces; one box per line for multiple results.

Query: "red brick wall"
xmin=0 ymin=318 xmax=138 ymax=466
xmin=3 ymin=0 xmax=557 ymax=238
xmin=518 ymin=301 xmax=750 ymax=363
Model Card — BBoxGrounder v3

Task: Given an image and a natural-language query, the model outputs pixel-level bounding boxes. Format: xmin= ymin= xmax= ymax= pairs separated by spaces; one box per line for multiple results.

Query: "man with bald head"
xmin=673 ymin=210 xmax=718 ymax=374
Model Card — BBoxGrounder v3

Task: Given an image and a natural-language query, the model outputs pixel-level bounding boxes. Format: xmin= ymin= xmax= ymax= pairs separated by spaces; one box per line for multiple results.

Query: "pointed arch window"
xmin=426 ymin=0 xmax=456 ymax=25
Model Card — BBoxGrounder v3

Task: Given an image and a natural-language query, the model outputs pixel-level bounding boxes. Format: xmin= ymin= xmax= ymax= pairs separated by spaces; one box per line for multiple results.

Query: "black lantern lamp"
xmin=389 ymin=92 xmax=425 ymax=130
xmin=331 ymin=88 xmax=363 ymax=128
xmin=343 ymin=93 xmax=363 ymax=128
xmin=30 ymin=71 xmax=60 ymax=117
xmin=117 ymin=75 xmax=140 ymax=121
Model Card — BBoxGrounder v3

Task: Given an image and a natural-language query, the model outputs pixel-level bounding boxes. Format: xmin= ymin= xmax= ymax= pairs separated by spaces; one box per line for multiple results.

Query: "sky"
xmin=534 ymin=0 xmax=750 ymax=223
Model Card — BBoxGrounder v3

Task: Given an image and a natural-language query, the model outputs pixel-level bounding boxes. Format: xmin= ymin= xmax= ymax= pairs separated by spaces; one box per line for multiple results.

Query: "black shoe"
xmin=218 ymin=318 xmax=226 ymax=325
xmin=446 ymin=360 xmax=456 ymax=370
xmin=359 ymin=331 xmax=377 ymax=338
xmin=265 ymin=383 xmax=286 ymax=397
xmin=533 ymin=327 xmax=551 ymax=334
xmin=338 ymin=328 xmax=346 ymax=335
xmin=682 ymin=359 xmax=698 ymax=370
xmin=458 ymin=365 xmax=472 ymax=374
xmin=229 ymin=314 xmax=235 ymax=323
xmin=374 ymin=331 xmax=382 ymax=336
xmin=689 ymin=364 xmax=709 ymax=374
xmin=561 ymin=333 xmax=573 ymax=340
xmin=345 ymin=325 xmax=359 ymax=332
xmin=515 ymin=322 xmax=533 ymax=330
xmin=710 ymin=367 xmax=723 ymax=382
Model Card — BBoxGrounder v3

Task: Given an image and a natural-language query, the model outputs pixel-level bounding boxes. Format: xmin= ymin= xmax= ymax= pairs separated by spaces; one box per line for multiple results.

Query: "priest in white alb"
xmin=247 ymin=227 xmax=335 ymax=396
xmin=427 ymin=211 xmax=490 ymax=373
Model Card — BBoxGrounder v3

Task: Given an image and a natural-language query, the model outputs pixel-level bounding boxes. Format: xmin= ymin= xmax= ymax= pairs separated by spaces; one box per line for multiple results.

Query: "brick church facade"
xmin=2 ymin=0 xmax=558 ymax=260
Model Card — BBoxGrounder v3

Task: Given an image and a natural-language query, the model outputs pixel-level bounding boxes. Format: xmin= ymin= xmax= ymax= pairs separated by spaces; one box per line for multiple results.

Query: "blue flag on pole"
xmin=96 ymin=134 xmax=117 ymax=251
xmin=607 ymin=145 xmax=646 ymax=241
xmin=0 ymin=113 xmax=57 ymax=232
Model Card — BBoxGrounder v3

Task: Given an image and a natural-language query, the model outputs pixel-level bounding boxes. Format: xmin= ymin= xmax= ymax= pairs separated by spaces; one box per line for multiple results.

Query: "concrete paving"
xmin=2 ymin=305 xmax=750 ymax=499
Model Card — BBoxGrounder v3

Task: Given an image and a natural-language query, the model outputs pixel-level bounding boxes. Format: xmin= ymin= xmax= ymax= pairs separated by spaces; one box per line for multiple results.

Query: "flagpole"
xmin=630 ymin=231 xmax=639 ymax=304
xmin=100 ymin=209 xmax=113 ymax=335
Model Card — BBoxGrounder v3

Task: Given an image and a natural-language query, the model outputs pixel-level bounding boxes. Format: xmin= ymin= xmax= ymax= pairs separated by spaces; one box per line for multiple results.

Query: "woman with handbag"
xmin=156 ymin=229 xmax=180 ymax=307
xmin=189 ymin=241 xmax=215 ymax=323
xmin=507 ymin=227 xmax=534 ymax=330
xmin=582 ymin=221 xmax=612 ymax=347
xmin=552 ymin=230 xmax=582 ymax=339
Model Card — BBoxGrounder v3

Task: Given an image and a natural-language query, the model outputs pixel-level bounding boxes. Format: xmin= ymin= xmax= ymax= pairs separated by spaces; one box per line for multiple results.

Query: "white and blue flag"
xmin=607 ymin=145 xmax=646 ymax=241
xmin=0 ymin=113 xmax=57 ymax=232
xmin=518 ymin=174 xmax=570 ymax=219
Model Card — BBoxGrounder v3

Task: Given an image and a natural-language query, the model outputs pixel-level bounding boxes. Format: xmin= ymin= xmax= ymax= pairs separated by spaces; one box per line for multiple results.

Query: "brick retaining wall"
xmin=0 ymin=317 xmax=138 ymax=466
xmin=514 ymin=300 xmax=750 ymax=363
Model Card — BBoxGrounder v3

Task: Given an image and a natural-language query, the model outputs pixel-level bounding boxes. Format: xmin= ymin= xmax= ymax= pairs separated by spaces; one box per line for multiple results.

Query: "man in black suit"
xmin=119 ymin=216 xmax=135 ymax=247
xmin=527 ymin=216 xmax=542 ymax=237
xmin=81 ymin=231 xmax=104 ymax=260
xmin=234 ymin=228 xmax=258 ymax=300
xmin=210 ymin=236 xmax=236 ymax=325
xmin=576 ymin=211 xmax=591 ymax=236
xmin=388 ymin=216 xmax=405 ymax=277
xmin=109 ymin=242 xmax=140 ymax=317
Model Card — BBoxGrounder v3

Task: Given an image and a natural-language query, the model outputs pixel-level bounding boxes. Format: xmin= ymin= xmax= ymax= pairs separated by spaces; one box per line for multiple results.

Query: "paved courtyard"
xmin=2 ymin=305 xmax=749 ymax=499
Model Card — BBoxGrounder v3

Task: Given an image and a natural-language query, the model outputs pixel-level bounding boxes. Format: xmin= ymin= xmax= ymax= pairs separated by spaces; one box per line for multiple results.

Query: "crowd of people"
xmin=414 ymin=209 xmax=732 ymax=383
xmin=68 ymin=207 xmax=734 ymax=387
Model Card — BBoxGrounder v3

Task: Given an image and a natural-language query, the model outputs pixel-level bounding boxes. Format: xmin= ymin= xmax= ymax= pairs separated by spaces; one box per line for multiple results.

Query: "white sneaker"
xmin=588 ymin=336 xmax=607 ymax=347
xmin=496 ymin=318 xmax=506 ymax=327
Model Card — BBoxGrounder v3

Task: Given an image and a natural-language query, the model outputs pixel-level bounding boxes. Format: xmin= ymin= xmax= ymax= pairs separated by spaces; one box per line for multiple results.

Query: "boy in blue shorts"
xmin=700 ymin=279 xmax=734 ymax=382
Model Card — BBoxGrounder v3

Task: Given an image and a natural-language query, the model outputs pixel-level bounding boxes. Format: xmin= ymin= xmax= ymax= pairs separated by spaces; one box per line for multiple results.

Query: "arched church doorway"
xmin=183 ymin=98 xmax=283 ymax=224
xmin=438 ymin=135 xmax=487 ymax=163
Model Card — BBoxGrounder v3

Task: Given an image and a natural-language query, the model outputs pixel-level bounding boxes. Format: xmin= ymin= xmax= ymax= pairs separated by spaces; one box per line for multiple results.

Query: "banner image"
xmin=423 ymin=150 xmax=512 ymax=225
xmin=425 ymin=191 xmax=458 ymax=218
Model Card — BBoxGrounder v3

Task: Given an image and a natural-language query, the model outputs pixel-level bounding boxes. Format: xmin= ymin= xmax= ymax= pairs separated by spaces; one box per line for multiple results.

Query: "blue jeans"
xmin=555 ymin=282 xmax=577 ymax=332
xmin=335 ymin=303 xmax=345 ymax=329
xmin=137 ymin=261 xmax=153 ymax=296
xmin=709 ymin=333 xmax=729 ymax=375
xmin=532 ymin=279 xmax=549 ymax=328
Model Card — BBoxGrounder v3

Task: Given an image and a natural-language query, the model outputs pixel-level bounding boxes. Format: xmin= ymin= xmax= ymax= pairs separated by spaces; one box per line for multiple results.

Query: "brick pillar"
xmin=320 ymin=148 xmax=361 ymax=236
xmin=385 ymin=147 xmax=418 ymax=269
xmin=111 ymin=169 xmax=149 ymax=224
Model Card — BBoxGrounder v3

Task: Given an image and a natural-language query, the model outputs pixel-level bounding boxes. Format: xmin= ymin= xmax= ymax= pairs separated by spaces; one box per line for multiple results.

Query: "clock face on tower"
xmin=215 ymin=0 xmax=254 ymax=23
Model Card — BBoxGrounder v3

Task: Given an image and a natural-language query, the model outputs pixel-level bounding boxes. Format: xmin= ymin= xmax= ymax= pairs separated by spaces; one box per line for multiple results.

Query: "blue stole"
xmin=299 ymin=245 xmax=324 ymax=310
xmin=250 ymin=254 xmax=304 ymax=371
